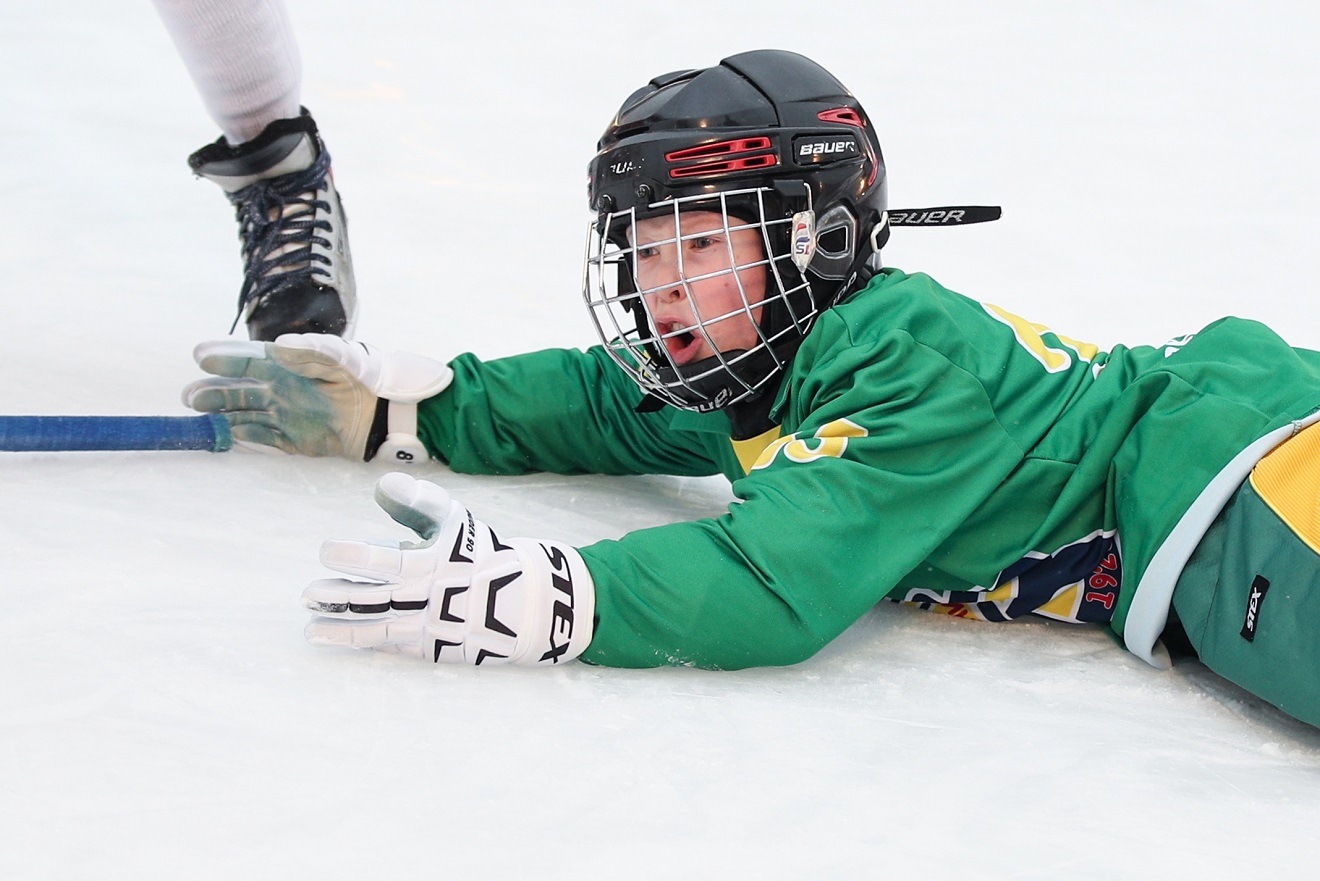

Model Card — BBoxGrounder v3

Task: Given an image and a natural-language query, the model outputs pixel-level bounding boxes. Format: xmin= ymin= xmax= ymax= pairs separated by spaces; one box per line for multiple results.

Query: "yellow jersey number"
xmin=750 ymin=418 xmax=869 ymax=471
xmin=983 ymin=303 xmax=1099 ymax=373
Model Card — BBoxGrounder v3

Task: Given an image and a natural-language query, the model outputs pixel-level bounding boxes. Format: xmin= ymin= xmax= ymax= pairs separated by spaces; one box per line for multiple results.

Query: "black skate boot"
xmin=189 ymin=108 xmax=357 ymax=340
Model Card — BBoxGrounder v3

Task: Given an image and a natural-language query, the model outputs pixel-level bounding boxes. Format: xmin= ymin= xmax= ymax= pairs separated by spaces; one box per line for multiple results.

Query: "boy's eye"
xmin=635 ymin=245 xmax=657 ymax=259
xmin=689 ymin=235 xmax=719 ymax=250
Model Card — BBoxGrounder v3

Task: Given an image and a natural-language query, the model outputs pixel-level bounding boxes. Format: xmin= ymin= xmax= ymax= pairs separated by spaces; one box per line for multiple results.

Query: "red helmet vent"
xmin=669 ymin=154 xmax=778 ymax=179
xmin=665 ymin=137 xmax=773 ymax=162
xmin=817 ymin=108 xmax=864 ymax=127
xmin=665 ymin=137 xmax=778 ymax=179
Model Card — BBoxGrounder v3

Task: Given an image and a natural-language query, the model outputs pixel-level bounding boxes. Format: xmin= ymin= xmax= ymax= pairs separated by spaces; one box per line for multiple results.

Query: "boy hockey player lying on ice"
xmin=184 ymin=50 xmax=1320 ymax=727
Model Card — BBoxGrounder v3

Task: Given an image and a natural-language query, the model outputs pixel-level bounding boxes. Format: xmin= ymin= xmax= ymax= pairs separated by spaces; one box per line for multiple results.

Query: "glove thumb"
xmin=373 ymin=472 xmax=455 ymax=541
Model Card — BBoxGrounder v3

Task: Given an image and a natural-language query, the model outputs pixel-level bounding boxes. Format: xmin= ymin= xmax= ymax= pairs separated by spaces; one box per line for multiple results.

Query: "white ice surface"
xmin=4 ymin=2 xmax=1320 ymax=878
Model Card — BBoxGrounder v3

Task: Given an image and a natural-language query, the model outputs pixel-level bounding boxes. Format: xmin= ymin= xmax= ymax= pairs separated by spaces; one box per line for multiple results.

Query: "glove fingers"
xmin=267 ymin=335 xmax=373 ymax=382
xmin=228 ymin=422 xmax=298 ymax=453
xmin=373 ymin=472 xmax=455 ymax=540
xmin=272 ymin=333 xmax=356 ymax=362
xmin=305 ymin=562 xmax=432 ymax=621
xmin=266 ymin=351 xmax=348 ymax=382
xmin=304 ymin=616 xmax=426 ymax=658
xmin=320 ymin=538 xmax=440 ymax=586
xmin=305 ymin=617 xmax=388 ymax=648
xmin=193 ymin=339 xmax=271 ymax=377
xmin=303 ymin=576 xmax=396 ymax=616
xmin=184 ymin=381 xmax=299 ymax=453
xmin=178 ymin=398 xmax=298 ymax=451
xmin=194 ymin=335 xmax=354 ymax=385
xmin=182 ymin=378 xmax=275 ymax=413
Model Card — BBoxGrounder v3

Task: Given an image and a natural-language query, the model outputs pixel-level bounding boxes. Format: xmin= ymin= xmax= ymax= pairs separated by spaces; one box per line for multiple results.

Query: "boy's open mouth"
xmin=657 ymin=321 xmax=703 ymax=365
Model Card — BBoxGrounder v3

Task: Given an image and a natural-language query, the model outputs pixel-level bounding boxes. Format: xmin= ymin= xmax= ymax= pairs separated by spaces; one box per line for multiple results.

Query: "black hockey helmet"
xmin=582 ymin=49 xmax=888 ymax=412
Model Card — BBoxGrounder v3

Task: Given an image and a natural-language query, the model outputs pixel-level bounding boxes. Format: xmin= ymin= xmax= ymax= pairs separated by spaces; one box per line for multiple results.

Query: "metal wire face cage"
xmin=582 ymin=187 xmax=820 ymax=413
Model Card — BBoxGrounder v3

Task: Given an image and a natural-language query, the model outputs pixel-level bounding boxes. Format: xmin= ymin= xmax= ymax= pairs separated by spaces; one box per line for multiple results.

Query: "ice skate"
xmin=189 ymin=108 xmax=357 ymax=340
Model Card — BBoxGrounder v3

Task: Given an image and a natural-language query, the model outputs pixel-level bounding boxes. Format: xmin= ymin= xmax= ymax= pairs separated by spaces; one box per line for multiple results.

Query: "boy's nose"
xmin=641 ymin=287 xmax=684 ymax=321
xmin=640 ymin=258 xmax=685 ymax=301
xmin=649 ymin=278 xmax=684 ymax=298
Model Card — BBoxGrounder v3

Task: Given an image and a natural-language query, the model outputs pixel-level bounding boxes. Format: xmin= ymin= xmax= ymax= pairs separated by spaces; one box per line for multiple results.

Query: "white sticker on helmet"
xmin=791 ymin=210 xmax=816 ymax=271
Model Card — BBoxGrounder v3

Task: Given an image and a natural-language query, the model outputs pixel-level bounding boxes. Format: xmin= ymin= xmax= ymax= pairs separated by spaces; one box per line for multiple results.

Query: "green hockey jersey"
xmin=416 ymin=269 xmax=1320 ymax=669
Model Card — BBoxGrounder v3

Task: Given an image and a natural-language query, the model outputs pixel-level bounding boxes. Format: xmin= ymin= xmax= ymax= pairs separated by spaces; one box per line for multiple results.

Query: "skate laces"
xmin=227 ymin=148 xmax=335 ymax=329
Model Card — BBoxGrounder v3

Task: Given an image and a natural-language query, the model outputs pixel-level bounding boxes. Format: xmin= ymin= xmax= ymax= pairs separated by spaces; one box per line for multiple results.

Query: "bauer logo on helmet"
xmin=792 ymin=135 xmax=859 ymax=166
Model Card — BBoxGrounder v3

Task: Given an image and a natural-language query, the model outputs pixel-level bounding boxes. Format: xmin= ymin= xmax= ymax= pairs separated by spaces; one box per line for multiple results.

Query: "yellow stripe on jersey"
xmin=1036 ymin=584 xmax=1083 ymax=621
xmin=983 ymin=303 xmax=1100 ymax=373
xmin=980 ymin=580 xmax=1016 ymax=605
xmin=730 ymin=425 xmax=783 ymax=476
xmin=1250 ymin=419 xmax=1320 ymax=555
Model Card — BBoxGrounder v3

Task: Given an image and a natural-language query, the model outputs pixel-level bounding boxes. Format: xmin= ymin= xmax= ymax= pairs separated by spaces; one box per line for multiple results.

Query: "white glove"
xmin=182 ymin=333 xmax=453 ymax=462
xmin=303 ymin=472 xmax=595 ymax=666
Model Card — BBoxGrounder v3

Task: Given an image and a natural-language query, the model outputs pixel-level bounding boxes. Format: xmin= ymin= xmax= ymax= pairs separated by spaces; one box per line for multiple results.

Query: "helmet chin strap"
xmin=869 ymin=211 xmax=891 ymax=252
xmin=725 ymin=378 xmax=782 ymax=440
xmin=632 ymin=366 xmax=784 ymax=440
xmin=887 ymin=205 xmax=1002 ymax=227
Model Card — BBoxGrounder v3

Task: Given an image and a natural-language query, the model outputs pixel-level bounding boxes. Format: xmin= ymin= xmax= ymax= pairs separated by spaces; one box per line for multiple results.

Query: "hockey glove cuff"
xmin=303 ymin=472 xmax=595 ymax=666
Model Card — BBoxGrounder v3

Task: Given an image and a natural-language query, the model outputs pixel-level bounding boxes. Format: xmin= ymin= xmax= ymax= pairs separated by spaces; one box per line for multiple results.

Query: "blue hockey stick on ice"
xmin=0 ymin=414 xmax=233 ymax=452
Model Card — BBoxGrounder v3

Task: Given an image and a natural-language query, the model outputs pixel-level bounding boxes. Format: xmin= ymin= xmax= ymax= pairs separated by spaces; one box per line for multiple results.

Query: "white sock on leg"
xmin=153 ymin=0 xmax=303 ymax=143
